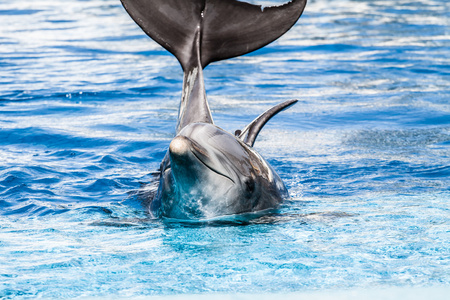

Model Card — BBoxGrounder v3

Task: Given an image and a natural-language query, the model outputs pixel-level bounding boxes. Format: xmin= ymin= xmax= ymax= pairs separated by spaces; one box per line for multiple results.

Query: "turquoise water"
xmin=1 ymin=0 xmax=449 ymax=298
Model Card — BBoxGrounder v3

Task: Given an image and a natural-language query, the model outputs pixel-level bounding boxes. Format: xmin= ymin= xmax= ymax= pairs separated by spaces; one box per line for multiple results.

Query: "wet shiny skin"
xmin=153 ymin=123 xmax=287 ymax=219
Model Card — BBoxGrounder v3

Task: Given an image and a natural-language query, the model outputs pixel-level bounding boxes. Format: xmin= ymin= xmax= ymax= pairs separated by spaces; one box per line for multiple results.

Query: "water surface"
xmin=0 ymin=0 xmax=449 ymax=298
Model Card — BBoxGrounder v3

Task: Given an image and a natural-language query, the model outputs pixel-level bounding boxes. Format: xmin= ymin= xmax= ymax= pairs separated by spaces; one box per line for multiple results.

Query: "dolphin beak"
xmin=169 ymin=136 xmax=234 ymax=184
xmin=169 ymin=136 xmax=191 ymax=157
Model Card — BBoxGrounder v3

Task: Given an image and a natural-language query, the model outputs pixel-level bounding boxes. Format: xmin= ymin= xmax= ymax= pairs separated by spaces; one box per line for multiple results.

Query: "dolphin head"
xmin=151 ymin=123 xmax=288 ymax=220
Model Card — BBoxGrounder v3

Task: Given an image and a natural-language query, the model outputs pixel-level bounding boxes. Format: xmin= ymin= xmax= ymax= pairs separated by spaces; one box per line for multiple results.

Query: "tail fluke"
xmin=120 ymin=0 xmax=306 ymax=132
xmin=201 ymin=0 xmax=307 ymax=67
xmin=121 ymin=0 xmax=307 ymax=70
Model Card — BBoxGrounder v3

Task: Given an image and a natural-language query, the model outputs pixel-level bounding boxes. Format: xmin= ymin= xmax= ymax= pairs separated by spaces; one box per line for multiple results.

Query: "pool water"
xmin=1 ymin=0 xmax=449 ymax=298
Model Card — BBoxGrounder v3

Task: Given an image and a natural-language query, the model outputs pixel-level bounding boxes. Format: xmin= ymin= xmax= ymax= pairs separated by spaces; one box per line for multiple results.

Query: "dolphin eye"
xmin=244 ymin=178 xmax=255 ymax=194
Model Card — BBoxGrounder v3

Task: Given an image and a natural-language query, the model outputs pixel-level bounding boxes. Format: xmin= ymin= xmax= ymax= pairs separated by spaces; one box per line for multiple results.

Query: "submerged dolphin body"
xmin=121 ymin=0 xmax=307 ymax=219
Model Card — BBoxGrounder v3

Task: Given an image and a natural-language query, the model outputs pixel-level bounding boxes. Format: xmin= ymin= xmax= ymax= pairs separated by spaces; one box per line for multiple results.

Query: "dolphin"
xmin=121 ymin=0 xmax=307 ymax=220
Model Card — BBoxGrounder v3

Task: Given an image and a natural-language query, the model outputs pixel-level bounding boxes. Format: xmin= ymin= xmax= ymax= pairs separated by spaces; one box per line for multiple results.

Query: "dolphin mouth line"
xmin=191 ymin=150 xmax=235 ymax=184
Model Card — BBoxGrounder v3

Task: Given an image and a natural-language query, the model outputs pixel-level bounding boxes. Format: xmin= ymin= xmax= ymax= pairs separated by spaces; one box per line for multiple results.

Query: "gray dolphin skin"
xmin=120 ymin=0 xmax=307 ymax=220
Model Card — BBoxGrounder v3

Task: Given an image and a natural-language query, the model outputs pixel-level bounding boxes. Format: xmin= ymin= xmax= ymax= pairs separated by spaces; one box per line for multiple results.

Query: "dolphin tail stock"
xmin=120 ymin=0 xmax=307 ymax=131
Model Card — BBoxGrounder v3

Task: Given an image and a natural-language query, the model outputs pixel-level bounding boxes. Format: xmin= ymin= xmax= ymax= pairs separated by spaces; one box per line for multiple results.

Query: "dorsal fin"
xmin=237 ymin=99 xmax=298 ymax=147
xmin=120 ymin=0 xmax=307 ymax=70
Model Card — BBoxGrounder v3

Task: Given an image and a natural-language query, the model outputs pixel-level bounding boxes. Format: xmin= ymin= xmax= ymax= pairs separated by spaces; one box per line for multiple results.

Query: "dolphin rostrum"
xmin=121 ymin=0 xmax=307 ymax=220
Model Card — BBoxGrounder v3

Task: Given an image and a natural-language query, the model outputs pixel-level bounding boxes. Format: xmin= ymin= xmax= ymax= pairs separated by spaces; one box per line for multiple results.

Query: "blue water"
xmin=1 ymin=0 xmax=449 ymax=298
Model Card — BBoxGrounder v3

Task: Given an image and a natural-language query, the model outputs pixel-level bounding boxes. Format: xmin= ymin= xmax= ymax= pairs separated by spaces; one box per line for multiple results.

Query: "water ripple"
xmin=0 ymin=0 xmax=449 ymax=298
